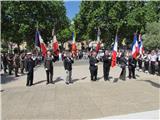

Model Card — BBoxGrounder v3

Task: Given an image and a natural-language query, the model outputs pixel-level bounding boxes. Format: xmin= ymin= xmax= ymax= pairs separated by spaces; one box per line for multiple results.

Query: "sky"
xmin=64 ymin=1 xmax=81 ymax=20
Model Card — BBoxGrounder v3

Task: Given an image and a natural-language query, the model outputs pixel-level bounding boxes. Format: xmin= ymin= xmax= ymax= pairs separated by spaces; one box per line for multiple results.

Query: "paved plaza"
xmin=1 ymin=60 xmax=160 ymax=119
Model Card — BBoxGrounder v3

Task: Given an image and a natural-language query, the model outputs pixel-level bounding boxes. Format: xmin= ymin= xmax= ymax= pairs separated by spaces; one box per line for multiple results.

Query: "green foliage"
xmin=1 ymin=1 xmax=69 ymax=49
xmin=74 ymin=1 xmax=159 ymax=48
xmin=143 ymin=22 xmax=160 ymax=50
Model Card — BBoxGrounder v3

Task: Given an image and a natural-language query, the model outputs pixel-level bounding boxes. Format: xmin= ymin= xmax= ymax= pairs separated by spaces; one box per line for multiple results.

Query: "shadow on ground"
xmin=33 ymin=80 xmax=47 ymax=85
xmin=72 ymin=76 xmax=87 ymax=83
xmin=54 ymin=77 xmax=64 ymax=83
xmin=138 ymin=80 xmax=160 ymax=88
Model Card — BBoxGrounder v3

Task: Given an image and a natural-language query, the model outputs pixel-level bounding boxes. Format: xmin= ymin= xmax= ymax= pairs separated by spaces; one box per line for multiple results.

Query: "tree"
xmin=1 ymin=1 xmax=69 ymax=50
xmin=143 ymin=22 xmax=160 ymax=50
xmin=73 ymin=1 xmax=159 ymax=48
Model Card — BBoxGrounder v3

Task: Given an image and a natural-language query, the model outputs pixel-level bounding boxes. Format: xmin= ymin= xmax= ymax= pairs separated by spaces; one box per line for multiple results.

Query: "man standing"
xmin=2 ymin=53 xmax=8 ymax=73
xmin=20 ymin=53 xmax=25 ymax=74
xmin=102 ymin=50 xmax=111 ymax=81
xmin=119 ymin=52 xmax=127 ymax=80
xmin=143 ymin=51 xmax=150 ymax=73
xmin=128 ymin=51 xmax=136 ymax=79
xmin=158 ymin=50 xmax=160 ymax=75
xmin=26 ymin=52 xmax=35 ymax=86
xmin=44 ymin=51 xmax=54 ymax=84
xmin=89 ymin=51 xmax=99 ymax=81
xmin=7 ymin=53 xmax=14 ymax=75
xmin=63 ymin=52 xmax=74 ymax=85
xmin=149 ymin=50 xmax=157 ymax=75
xmin=13 ymin=53 xmax=20 ymax=77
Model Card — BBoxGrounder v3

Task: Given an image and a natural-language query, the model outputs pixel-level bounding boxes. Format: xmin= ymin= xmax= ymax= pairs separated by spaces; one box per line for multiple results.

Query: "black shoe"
xmin=133 ymin=77 xmax=136 ymax=79
xmin=65 ymin=82 xmax=69 ymax=85
xmin=46 ymin=82 xmax=49 ymax=85
xmin=50 ymin=81 xmax=55 ymax=84
xmin=15 ymin=75 xmax=19 ymax=77
xmin=69 ymin=81 xmax=73 ymax=84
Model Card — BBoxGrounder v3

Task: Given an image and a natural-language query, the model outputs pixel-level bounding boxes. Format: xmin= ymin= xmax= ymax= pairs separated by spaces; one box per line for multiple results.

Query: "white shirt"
xmin=150 ymin=54 xmax=157 ymax=62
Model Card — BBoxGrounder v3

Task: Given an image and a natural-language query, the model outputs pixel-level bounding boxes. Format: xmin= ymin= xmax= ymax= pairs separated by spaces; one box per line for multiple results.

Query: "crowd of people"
xmin=1 ymin=49 xmax=160 ymax=86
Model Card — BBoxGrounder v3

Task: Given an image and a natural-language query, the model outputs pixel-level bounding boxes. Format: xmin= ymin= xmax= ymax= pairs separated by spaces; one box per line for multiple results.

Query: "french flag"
xmin=38 ymin=31 xmax=47 ymax=57
xmin=111 ymin=35 xmax=118 ymax=67
xmin=131 ymin=33 xmax=139 ymax=59
xmin=96 ymin=27 xmax=101 ymax=52
xmin=52 ymin=35 xmax=59 ymax=56
xmin=72 ymin=31 xmax=77 ymax=55
xmin=138 ymin=34 xmax=144 ymax=55
xmin=35 ymin=31 xmax=40 ymax=48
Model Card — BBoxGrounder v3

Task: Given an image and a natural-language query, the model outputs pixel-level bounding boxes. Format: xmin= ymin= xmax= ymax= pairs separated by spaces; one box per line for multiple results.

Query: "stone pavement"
xmin=1 ymin=60 xmax=160 ymax=119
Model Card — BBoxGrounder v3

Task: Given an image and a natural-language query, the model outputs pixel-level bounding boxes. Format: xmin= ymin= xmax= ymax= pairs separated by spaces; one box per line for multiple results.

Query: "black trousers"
xmin=158 ymin=61 xmax=160 ymax=75
xmin=3 ymin=64 xmax=7 ymax=73
xmin=8 ymin=65 xmax=13 ymax=75
xmin=144 ymin=61 xmax=149 ymax=71
xmin=119 ymin=67 xmax=126 ymax=80
xmin=27 ymin=70 xmax=33 ymax=86
xmin=90 ymin=69 xmax=97 ymax=80
xmin=151 ymin=61 xmax=155 ymax=74
xmin=128 ymin=66 xmax=135 ymax=78
xmin=138 ymin=59 xmax=142 ymax=69
xmin=103 ymin=66 xmax=110 ymax=80
xmin=46 ymin=69 xmax=53 ymax=83
xmin=15 ymin=67 xmax=18 ymax=76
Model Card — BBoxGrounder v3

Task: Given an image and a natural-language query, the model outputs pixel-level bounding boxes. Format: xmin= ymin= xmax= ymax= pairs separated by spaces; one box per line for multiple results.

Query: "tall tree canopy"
xmin=1 ymin=1 xmax=69 ymax=49
xmin=74 ymin=1 xmax=160 ymax=48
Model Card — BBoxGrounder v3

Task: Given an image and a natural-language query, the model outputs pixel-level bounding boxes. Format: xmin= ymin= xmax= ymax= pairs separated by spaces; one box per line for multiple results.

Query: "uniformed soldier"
xmin=63 ymin=52 xmax=74 ymax=85
xmin=26 ymin=52 xmax=35 ymax=86
xmin=89 ymin=51 xmax=99 ymax=81
xmin=128 ymin=51 xmax=136 ymax=79
xmin=13 ymin=53 xmax=20 ymax=77
xmin=102 ymin=50 xmax=111 ymax=81
xmin=2 ymin=53 xmax=8 ymax=73
xmin=149 ymin=50 xmax=157 ymax=75
xmin=7 ymin=53 xmax=14 ymax=75
xmin=44 ymin=51 xmax=55 ymax=84
xmin=119 ymin=52 xmax=127 ymax=80
xmin=20 ymin=53 xmax=25 ymax=74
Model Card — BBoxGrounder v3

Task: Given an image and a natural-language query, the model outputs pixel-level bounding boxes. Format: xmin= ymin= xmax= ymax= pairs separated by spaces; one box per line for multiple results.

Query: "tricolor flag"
xmin=111 ymin=35 xmax=118 ymax=67
xmin=72 ymin=31 xmax=77 ymax=55
xmin=35 ymin=31 xmax=40 ymax=48
xmin=138 ymin=34 xmax=144 ymax=55
xmin=52 ymin=35 xmax=59 ymax=56
xmin=37 ymin=31 xmax=47 ymax=57
xmin=131 ymin=33 xmax=139 ymax=59
xmin=96 ymin=27 xmax=101 ymax=52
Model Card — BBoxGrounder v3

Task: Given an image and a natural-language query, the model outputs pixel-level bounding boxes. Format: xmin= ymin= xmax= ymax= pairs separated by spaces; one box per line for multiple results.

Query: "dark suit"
xmin=89 ymin=56 xmax=99 ymax=81
xmin=44 ymin=56 xmax=54 ymax=84
xmin=26 ymin=58 xmax=35 ymax=86
xmin=102 ymin=55 xmax=111 ymax=80
xmin=63 ymin=57 xmax=74 ymax=71
xmin=63 ymin=57 xmax=74 ymax=83
xmin=128 ymin=56 xmax=136 ymax=79
xmin=119 ymin=56 xmax=127 ymax=80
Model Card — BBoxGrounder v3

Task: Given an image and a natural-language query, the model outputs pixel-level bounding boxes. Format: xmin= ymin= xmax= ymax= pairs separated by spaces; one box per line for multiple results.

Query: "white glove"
xmin=95 ymin=63 xmax=97 ymax=66
xmin=45 ymin=68 xmax=48 ymax=71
